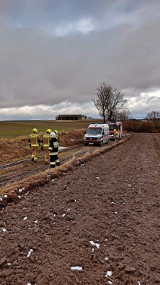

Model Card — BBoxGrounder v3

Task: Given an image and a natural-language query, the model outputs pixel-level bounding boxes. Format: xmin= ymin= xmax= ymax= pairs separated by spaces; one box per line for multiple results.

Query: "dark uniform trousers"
xmin=49 ymin=137 xmax=60 ymax=167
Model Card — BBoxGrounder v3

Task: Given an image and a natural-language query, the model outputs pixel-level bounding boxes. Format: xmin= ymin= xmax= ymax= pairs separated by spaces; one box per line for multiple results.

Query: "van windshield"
xmin=86 ymin=128 xmax=102 ymax=135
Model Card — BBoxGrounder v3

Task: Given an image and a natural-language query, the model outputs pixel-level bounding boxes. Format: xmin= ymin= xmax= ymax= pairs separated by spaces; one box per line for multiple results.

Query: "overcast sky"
xmin=0 ymin=0 xmax=160 ymax=120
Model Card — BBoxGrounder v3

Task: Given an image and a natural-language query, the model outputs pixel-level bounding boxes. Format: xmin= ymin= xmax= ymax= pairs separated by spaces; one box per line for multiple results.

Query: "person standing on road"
xmin=28 ymin=128 xmax=41 ymax=162
xmin=114 ymin=128 xmax=119 ymax=142
xmin=41 ymin=129 xmax=52 ymax=164
xmin=49 ymin=131 xmax=60 ymax=168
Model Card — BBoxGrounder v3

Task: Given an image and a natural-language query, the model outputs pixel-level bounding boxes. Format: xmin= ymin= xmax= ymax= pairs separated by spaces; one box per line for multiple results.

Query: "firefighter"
xmin=49 ymin=131 xmax=60 ymax=168
xmin=41 ymin=129 xmax=52 ymax=164
xmin=54 ymin=130 xmax=60 ymax=165
xmin=28 ymin=128 xmax=41 ymax=162
xmin=113 ymin=128 xmax=119 ymax=142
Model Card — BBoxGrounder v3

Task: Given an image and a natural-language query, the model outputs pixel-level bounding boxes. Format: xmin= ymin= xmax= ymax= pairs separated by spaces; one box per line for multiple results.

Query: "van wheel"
xmin=84 ymin=143 xmax=88 ymax=146
xmin=99 ymin=141 xmax=103 ymax=146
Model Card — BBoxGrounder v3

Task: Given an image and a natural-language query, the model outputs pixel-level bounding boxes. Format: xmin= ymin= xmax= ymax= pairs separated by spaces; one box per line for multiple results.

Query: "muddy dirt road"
xmin=0 ymin=133 xmax=160 ymax=285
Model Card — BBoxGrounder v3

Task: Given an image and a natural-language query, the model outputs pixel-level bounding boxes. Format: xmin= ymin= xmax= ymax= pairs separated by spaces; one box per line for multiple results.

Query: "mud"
xmin=0 ymin=133 xmax=160 ymax=285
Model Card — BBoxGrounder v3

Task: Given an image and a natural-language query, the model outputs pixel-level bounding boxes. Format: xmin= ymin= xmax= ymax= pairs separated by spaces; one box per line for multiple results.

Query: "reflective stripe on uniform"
xmin=53 ymin=142 xmax=59 ymax=147
xmin=49 ymin=152 xmax=58 ymax=155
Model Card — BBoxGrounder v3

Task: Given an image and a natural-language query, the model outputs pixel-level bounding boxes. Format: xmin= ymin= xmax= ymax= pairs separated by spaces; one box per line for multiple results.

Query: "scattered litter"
xmin=128 ymin=184 xmax=132 ymax=187
xmin=137 ymin=281 xmax=141 ymax=285
xmin=91 ymin=248 xmax=94 ymax=252
xmin=27 ymin=249 xmax=33 ymax=258
xmin=105 ymin=271 xmax=112 ymax=277
xmin=115 ymin=211 xmax=117 ymax=214
xmin=111 ymin=201 xmax=115 ymax=204
xmin=7 ymin=263 xmax=11 ymax=266
xmin=18 ymin=187 xmax=25 ymax=193
xmin=23 ymin=217 xmax=28 ymax=220
xmin=34 ymin=220 xmax=38 ymax=224
xmin=104 ymin=256 xmax=109 ymax=261
xmin=96 ymin=176 xmax=100 ymax=179
xmin=70 ymin=266 xmax=83 ymax=271
xmin=0 ymin=228 xmax=7 ymax=233
xmin=27 ymin=283 xmax=32 ymax=285
xmin=62 ymin=213 xmax=66 ymax=217
xmin=51 ymin=178 xmax=57 ymax=182
xmin=108 ymin=281 xmax=113 ymax=285
xmin=90 ymin=241 xmax=100 ymax=249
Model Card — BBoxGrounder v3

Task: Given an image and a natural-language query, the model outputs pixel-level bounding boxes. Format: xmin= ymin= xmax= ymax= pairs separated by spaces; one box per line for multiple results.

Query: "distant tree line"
xmin=145 ymin=111 xmax=160 ymax=120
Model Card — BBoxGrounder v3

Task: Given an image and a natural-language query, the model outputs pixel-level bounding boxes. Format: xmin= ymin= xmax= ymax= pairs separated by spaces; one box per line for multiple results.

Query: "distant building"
xmin=56 ymin=114 xmax=87 ymax=120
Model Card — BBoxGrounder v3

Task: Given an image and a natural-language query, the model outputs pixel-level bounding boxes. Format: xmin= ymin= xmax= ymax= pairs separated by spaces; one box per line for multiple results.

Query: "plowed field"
xmin=0 ymin=133 xmax=160 ymax=285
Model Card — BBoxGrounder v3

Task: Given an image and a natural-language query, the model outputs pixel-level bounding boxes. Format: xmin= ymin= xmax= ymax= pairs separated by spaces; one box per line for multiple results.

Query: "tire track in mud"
xmin=0 ymin=144 xmax=106 ymax=189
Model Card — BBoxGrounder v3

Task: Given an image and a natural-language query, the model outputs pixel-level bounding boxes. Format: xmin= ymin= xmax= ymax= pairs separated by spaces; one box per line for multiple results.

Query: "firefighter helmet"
xmin=32 ymin=128 xmax=38 ymax=133
xmin=54 ymin=129 xmax=58 ymax=134
xmin=50 ymin=131 xmax=56 ymax=138
xmin=46 ymin=129 xmax=52 ymax=134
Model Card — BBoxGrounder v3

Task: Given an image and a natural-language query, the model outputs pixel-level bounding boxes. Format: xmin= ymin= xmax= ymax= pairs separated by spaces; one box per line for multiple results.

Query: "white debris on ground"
xmin=89 ymin=240 xmax=100 ymax=249
xmin=105 ymin=271 xmax=113 ymax=277
xmin=18 ymin=187 xmax=25 ymax=193
xmin=27 ymin=249 xmax=33 ymax=258
xmin=104 ymin=256 xmax=109 ymax=261
xmin=0 ymin=227 xmax=7 ymax=233
xmin=23 ymin=216 xmax=27 ymax=220
xmin=70 ymin=266 xmax=83 ymax=271
xmin=107 ymin=281 xmax=113 ymax=284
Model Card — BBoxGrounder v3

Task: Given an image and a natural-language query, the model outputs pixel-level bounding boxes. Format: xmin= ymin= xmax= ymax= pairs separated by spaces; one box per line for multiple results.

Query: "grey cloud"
xmin=0 ymin=0 xmax=160 ymax=119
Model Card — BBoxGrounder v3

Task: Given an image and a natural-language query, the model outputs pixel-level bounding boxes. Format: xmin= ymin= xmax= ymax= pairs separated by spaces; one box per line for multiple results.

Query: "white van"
xmin=84 ymin=123 xmax=110 ymax=146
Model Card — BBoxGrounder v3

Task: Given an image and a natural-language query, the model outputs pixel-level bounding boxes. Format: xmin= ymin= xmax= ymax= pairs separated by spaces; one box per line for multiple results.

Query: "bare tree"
xmin=145 ymin=111 xmax=160 ymax=131
xmin=146 ymin=111 xmax=160 ymax=120
xmin=113 ymin=109 xmax=130 ymax=121
xmin=92 ymin=82 xmax=127 ymax=122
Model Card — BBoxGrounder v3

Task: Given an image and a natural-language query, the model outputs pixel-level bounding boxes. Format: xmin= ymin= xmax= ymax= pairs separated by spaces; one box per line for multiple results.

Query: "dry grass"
xmin=123 ymin=119 xmax=160 ymax=133
xmin=0 ymin=129 xmax=84 ymax=164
